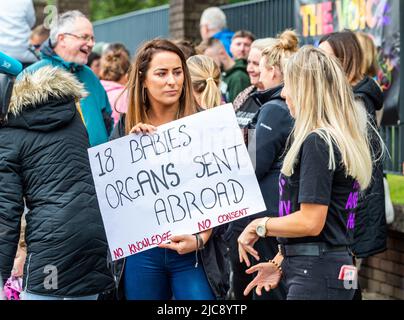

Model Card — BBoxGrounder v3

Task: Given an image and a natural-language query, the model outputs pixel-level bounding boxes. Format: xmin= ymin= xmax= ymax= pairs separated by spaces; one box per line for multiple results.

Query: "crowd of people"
xmin=0 ymin=3 xmax=388 ymax=301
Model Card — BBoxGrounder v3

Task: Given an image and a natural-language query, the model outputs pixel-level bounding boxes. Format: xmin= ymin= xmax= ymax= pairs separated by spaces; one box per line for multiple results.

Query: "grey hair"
xmin=200 ymin=7 xmax=227 ymax=31
xmin=49 ymin=10 xmax=88 ymax=46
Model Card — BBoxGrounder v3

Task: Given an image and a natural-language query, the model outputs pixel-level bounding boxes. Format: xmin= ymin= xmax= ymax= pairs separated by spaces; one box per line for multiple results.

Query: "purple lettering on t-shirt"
xmin=279 ymin=200 xmax=291 ymax=217
xmin=344 ymin=180 xmax=360 ymax=230
xmin=346 ymin=212 xmax=355 ymax=229
xmin=345 ymin=191 xmax=358 ymax=210
xmin=279 ymin=178 xmax=286 ymax=197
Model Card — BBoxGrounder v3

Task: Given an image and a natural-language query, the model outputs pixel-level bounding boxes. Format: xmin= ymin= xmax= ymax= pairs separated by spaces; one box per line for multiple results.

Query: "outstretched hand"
xmin=238 ymin=218 xmax=266 ymax=266
xmin=243 ymin=261 xmax=282 ymax=296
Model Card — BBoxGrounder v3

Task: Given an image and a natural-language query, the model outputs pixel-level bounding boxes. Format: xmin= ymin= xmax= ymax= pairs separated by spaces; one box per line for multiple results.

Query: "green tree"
xmin=90 ymin=0 xmax=169 ymax=21
xmin=90 ymin=0 xmax=248 ymax=21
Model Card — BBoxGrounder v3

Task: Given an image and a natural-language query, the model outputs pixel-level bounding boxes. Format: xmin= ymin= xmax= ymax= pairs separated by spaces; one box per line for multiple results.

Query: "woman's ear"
xmin=271 ymin=66 xmax=279 ymax=80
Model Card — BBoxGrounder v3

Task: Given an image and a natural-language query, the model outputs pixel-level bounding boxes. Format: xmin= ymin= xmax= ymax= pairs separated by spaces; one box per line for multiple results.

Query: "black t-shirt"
xmin=278 ymin=132 xmax=360 ymax=246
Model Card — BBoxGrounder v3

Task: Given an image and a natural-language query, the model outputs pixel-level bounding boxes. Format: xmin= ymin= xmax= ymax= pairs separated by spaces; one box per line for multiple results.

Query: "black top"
xmin=227 ymin=85 xmax=293 ymax=235
xmin=249 ymin=85 xmax=293 ymax=217
xmin=234 ymin=86 xmax=259 ymax=129
xmin=353 ymin=76 xmax=383 ymax=123
xmin=278 ymin=133 xmax=358 ymax=246
xmin=352 ymin=76 xmax=386 ymax=258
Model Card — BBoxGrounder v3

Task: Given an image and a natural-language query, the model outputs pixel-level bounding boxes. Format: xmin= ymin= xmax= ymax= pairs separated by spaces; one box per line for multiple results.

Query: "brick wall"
xmin=169 ymin=0 xmax=228 ymax=42
xmin=359 ymin=205 xmax=404 ymax=300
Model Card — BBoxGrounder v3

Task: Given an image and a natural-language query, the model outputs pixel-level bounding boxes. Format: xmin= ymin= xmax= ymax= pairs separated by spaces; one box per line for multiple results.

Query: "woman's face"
xmin=318 ymin=41 xmax=335 ymax=57
xmin=258 ymin=57 xmax=279 ymax=90
xmin=246 ymin=47 xmax=262 ymax=87
xmin=281 ymin=82 xmax=295 ymax=118
xmin=143 ymin=51 xmax=184 ymax=108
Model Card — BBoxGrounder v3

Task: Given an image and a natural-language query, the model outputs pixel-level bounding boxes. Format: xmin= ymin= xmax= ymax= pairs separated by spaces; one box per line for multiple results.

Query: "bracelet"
xmin=194 ymin=234 xmax=199 ymax=268
xmin=269 ymin=259 xmax=283 ymax=274
xmin=195 ymin=233 xmax=205 ymax=250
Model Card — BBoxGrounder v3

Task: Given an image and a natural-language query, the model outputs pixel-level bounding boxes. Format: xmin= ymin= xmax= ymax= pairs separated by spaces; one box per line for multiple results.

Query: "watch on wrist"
xmin=256 ymin=217 xmax=270 ymax=238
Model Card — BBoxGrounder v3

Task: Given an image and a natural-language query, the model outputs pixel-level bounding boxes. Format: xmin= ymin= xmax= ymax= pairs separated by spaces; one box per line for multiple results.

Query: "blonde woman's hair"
xmin=282 ymin=46 xmax=374 ymax=190
xmin=356 ymin=32 xmax=379 ymax=78
xmin=251 ymin=37 xmax=277 ymax=52
xmin=261 ymin=29 xmax=299 ymax=74
xmin=187 ymin=55 xmax=221 ymax=109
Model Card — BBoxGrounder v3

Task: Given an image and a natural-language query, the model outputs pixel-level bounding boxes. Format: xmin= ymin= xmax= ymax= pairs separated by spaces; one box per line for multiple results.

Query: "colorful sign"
xmin=295 ymin=0 xmax=400 ymax=125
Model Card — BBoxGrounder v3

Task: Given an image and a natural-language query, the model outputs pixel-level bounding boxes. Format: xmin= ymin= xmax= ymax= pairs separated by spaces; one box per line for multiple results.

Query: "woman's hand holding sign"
xmin=129 ymin=122 xmax=157 ymax=134
xmin=159 ymin=229 xmax=212 ymax=254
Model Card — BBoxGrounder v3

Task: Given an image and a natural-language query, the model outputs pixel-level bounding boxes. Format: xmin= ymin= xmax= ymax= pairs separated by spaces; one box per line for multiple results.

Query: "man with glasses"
xmin=21 ymin=10 xmax=113 ymax=147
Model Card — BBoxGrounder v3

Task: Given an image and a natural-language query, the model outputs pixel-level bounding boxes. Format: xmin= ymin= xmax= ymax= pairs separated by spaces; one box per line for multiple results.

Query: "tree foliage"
xmin=90 ymin=0 xmax=169 ymax=21
xmin=90 ymin=0 xmax=248 ymax=21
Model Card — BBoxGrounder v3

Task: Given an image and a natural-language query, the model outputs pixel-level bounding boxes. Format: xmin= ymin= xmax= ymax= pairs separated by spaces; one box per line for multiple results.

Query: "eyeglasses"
xmin=63 ymin=33 xmax=95 ymax=43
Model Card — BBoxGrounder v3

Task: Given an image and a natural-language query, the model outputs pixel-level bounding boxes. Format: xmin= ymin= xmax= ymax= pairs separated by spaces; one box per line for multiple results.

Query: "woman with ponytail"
xmin=187 ymin=54 xmax=222 ymax=109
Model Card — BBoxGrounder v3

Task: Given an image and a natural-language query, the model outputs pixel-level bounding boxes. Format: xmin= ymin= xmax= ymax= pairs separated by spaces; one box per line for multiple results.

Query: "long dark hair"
xmin=124 ymin=39 xmax=196 ymax=135
xmin=319 ymin=30 xmax=364 ymax=85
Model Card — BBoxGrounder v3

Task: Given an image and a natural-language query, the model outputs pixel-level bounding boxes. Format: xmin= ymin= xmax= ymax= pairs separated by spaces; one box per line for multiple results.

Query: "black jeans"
xmin=283 ymin=251 xmax=355 ymax=300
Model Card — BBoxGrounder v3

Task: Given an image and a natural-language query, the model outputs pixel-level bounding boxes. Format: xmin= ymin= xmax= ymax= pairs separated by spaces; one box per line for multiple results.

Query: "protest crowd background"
xmin=0 ymin=0 xmax=403 ymax=301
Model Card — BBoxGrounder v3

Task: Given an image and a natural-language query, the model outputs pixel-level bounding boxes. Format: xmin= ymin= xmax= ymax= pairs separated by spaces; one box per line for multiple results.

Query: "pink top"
xmin=101 ymin=80 xmax=128 ymax=125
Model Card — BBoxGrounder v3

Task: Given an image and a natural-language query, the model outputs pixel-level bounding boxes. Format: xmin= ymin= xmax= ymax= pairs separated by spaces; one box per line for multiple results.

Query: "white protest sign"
xmin=88 ymin=104 xmax=266 ymax=260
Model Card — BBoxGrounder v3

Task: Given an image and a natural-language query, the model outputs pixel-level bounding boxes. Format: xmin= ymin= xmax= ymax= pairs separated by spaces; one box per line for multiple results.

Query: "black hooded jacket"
xmin=248 ymin=85 xmax=294 ymax=219
xmin=352 ymin=76 xmax=387 ymax=258
xmin=0 ymin=67 xmax=114 ymax=296
xmin=353 ymin=76 xmax=384 ymax=124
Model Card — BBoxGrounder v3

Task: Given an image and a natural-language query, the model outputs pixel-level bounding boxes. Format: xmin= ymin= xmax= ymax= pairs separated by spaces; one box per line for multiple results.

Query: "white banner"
xmin=88 ymin=104 xmax=266 ymax=260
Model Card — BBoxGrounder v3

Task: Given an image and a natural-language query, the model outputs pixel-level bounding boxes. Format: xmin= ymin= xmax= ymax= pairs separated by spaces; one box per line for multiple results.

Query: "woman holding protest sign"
xmin=110 ymin=39 xmax=228 ymax=300
xmin=238 ymin=46 xmax=381 ymax=299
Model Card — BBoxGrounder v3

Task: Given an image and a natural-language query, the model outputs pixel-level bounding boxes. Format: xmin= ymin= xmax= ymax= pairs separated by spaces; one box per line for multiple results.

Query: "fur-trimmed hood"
xmin=5 ymin=66 xmax=87 ymax=132
xmin=9 ymin=66 xmax=87 ymax=115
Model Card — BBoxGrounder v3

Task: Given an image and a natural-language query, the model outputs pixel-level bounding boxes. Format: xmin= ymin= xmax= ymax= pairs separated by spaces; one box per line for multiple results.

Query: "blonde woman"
xmin=187 ymin=54 xmax=221 ymax=109
xmin=233 ymin=37 xmax=277 ymax=124
xmin=235 ymin=30 xmax=298 ymax=301
xmin=238 ymin=46 xmax=375 ymax=300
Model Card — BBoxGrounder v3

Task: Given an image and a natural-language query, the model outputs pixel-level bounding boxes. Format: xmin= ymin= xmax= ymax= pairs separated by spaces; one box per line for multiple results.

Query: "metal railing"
xmin=381 ymin=124 xmax=404 ymax=174
xmin=93 ymin=5 xmax=169 ymax=55
xmin=92 ymin=0 xmax=403 ymax=175
xmin=92 ymin=0 xmax=296 ymax=55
